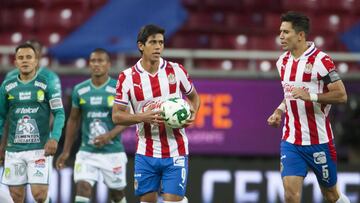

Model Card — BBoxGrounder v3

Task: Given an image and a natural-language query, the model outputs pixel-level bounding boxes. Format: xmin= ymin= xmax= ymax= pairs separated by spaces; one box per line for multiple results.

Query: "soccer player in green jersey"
xmin=0 ymin=43 xmax=65 ymax=203
xmin=56 ymin=48 xmax=128 ymax=203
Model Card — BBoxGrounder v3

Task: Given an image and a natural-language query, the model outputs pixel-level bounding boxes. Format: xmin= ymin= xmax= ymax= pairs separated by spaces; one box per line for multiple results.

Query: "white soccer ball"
xmin=161 ymin=98 xmax=191 ymax=128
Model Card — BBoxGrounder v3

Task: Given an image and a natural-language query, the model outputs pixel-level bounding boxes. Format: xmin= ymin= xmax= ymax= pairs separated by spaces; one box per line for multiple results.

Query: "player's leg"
xmin=73 ymin=151 xmax=99 ymax=203
xmin=161 ymin=156 xmax=188 ymax=202
xmin=134 ymin=154 xmax=161 ymax=203
xmin=2 ymin=151 xmax=28 ymax=202
xmin=305 ymin=143 xmax=350 ymax=203
xmin=100 ymin=152 xmax=128 ymax=203
xmin=30 ymin=185 xmax=49 ymax=203
xmin=280 ymin=141 xmax=307 ymax=203
xmin=27 ymin=150 xmax=52 ymax=202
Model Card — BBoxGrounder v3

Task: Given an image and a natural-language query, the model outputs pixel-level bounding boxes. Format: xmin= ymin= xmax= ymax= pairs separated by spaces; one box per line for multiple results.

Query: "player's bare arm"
xmin=56 ymin=107 xmax=81 ymax=169
xmin=94 ymin=125 xmax=128 ymax=148
xmin=267 ymin=100 xmax=285 ymax=128
xmin=183 ymin=88 xmax=200 ymax=127
xmin=291 ymin=80 xmax=347 ymax=104
xmin=112 ymin=103 xmax=163 ymax=126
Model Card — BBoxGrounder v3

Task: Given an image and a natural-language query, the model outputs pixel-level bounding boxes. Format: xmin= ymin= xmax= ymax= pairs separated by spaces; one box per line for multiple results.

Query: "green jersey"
xmin=4 ymin=67 xmax=61 ymax=92
xmin=0 ymin=72 xmax=65 ymax=152
xmin=72 ymin=77 xmax=125 ymax=153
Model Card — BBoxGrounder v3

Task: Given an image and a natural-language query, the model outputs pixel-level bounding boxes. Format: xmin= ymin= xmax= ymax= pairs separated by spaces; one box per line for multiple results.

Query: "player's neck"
xmin=141 ymin=58 xmax=159 ymax=74
xmin=19 ymin=71 xmax=36 ymax=82
xmin=291 ymin=41 xmax=308 ymax=59
xmin=91 ymin=75 xmax=109 ymax=87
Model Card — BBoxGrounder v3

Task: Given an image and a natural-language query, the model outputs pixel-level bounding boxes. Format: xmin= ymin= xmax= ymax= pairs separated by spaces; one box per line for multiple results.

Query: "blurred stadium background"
xmin=0 ymin=0 xmax=359 ymax=202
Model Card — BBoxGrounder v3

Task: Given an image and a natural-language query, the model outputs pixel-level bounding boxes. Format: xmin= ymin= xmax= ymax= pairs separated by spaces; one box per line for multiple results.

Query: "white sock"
xmin=0 ymin=190 xmax=14 ymax=203
xmin=336 ymin=193 xmax=350 ymax=203
xmin=75 ymin=195 xmax=90 ymax=203
xmin=112 ymin=197 xmax=127 ymax=203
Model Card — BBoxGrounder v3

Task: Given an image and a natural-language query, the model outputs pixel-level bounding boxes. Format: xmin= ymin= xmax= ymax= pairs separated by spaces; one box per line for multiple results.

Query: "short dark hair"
xmin=137 ymin=24 xmax=165 ymax=45
xmin=281 ymin=11 xmax=310 ymax=36
xmin=91 ymin=48 xmax=111 ymax=61
xmin=15 ymin=43 xmax=37 ymax=55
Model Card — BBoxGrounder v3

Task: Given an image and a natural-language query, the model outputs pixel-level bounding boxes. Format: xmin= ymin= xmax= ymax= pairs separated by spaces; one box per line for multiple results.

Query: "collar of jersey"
xmin=90 ymin=77 xmax=110 ymax=89
xmin=135 ymin=57 xmax=166 ymax=75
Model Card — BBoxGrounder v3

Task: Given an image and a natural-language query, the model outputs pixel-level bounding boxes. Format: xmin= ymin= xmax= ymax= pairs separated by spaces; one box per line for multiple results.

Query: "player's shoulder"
xmin=38 ymin=67 xmax=59 ymax=78
xmin=1 ymin=74 xmax=18 ymax=89
xmin=108 ymin=77 xmax=118 ymax=87
xmin=74 ymin=79 xmax=91 ymax=93
xmin=4 ymin=68 xmax=19 ymax=81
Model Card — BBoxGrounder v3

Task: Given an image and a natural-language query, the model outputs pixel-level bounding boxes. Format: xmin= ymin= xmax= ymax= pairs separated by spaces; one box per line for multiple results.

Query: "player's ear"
xmin=138 ymin=42 xmax=144 ymax=52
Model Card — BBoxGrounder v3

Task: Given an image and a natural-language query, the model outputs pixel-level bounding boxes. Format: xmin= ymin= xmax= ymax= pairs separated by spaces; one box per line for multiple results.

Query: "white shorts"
xmin=74 ymin=151 xmax=127 ymax=190
xmin=1 ymin=149 xmax=52 ymax=185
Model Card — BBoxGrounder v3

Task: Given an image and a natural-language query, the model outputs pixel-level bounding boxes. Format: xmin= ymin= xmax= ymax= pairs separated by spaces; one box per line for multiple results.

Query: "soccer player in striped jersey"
xmin=267 ymin=12 xmax=350 ymax=203
xmin=0 ymin=43 xmax=65 ymax=203
xmin=112 ymin=24 xmax=200 ymax=203
xmin=56 ymin=48 xmax=128 ymax=203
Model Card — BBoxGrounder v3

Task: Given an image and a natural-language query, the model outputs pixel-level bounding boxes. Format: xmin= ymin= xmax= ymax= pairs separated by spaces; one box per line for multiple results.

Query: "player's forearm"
xmin=316 ymin=90 xmax=347 ymax=104
xmin=51 ymin=109 xmax=65 ymax=141
xmin=108 ymin=125 xmax=128 ymax=139
xmin=112 ymin=111 xmax=143 ymax=125
xmin=187 ymin=89 xmax=200 ymax=114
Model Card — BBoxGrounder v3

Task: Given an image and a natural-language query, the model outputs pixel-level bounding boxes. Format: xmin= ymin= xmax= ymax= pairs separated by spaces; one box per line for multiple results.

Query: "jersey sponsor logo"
xmin=173 ymin=156 xmax=185 ymax=167
xmin=141 ymin=99 xmax=163 ymax=112
xmin=78 ymin=86 xmax=90 ymax=95
xmin=14 ymin=115 xmax=40 ymax=143
xmin=4 ymin=167 xmax=11 ymax=178
xmin=33 ymin=170 xmax=44 ymax=177
xmin=168 ymin=73 xmax=176 ymax=84
xmin=282 ymin=83 xmax=309 ymax=99
xmin=88 ymin=119 xmax=110 ymax=145
xmin=50 ymin=98 xmax=63 ymax=109
xmin=35 ymin=158 xmax=46 ymax=168
xmin=87 ymin=111 xmax=109 ymax=118
xmin=19 ymin=91 xmax=31 ymax=100
xmin=37 ymin=90 xmax=45 ymax=102
xmin=105 ymin=86 xmax=116 ymax=94
xmin=5 ymin=82 xmax=18 ymax=92
xmin=112 ymin=166 xmax=122 ymax=175
xmin=313 ymin=151 xmax=327 ymax=164
xmin=107 ymin=96 xmax=114 ymax=107
xmin=15 ymin=107 xmax=39 ymax=114
xmin=34 ymin=81 xmax=47 ymax=90
xmin=90 ymin=96 xmax=103 ymax=105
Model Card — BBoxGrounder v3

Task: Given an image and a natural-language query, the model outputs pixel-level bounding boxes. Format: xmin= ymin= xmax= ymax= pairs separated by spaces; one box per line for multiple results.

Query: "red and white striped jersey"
xmin=276 ymin=42 xmax=337 ymax=145
xmin=114 ymin=58 xmax=194 ymax=158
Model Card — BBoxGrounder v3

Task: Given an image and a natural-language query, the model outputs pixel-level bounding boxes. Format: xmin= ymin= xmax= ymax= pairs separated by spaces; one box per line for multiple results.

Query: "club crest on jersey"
xmin=167 ymin=73 xmax=176 ymax=84
xmin=107 ymin=96 xmax=114 ymax=107
xmin=304 ymin=63 xmax=313 ymax=74
xmin=37 ymin=90 xmax=44 ymax=102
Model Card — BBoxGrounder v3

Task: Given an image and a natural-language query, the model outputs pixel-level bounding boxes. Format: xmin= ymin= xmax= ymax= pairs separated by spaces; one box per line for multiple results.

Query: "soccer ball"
xmin=161 ymin=98 xmax=191 ymax=128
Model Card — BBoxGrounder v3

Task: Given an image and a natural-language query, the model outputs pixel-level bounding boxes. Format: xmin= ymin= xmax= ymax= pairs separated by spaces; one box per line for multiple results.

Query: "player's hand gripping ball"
xmin=161 ymin=98 xmax=191 ymax=128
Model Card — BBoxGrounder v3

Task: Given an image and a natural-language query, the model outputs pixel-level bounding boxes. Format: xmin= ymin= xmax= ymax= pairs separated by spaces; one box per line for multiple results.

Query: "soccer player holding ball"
xmin=112 ymin=24 xmax=200 ymax=203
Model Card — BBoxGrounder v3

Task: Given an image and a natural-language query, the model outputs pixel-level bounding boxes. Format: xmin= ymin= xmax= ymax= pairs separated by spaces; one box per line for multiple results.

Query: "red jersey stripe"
xmin=159 ymin=123 xmax=170 ymax=157
xmin=149 ymin=74 xmax=161 ymax=98
xmin=290 ymin=100 xmax=302 ymax=144
xmin=305 ymin=101 xmax=319 ymax=144
xmin=132 ymin=67 xmax=145 ymax=101
xmin=173 ymin=129 xmax=186 ymax=155
xmin=144 ymin=123 xmax=153 ymax=156
xmin=283 ymin=108 xmax=290 ymax=140
xmin=280 ymin=52 xmax=290 ymax=81
xmin=289 ymin=60 xmax=299 ymax=81
xmin=325 ymin=117 xmax=337 ymax=161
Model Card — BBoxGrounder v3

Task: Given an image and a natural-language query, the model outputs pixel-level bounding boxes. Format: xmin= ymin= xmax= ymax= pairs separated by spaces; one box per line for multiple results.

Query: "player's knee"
xmin=32 ymin=192 xmax=47 ymax=203
xmin=76 ymin=181 xmax=93 ymax=197
xmin=284 ymin=190 xmax=301 ymax=202
xmin=323 ymin=191 xmax=340 ymax=203
xmin=109 ymin=189 xmax=125 ymax=202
